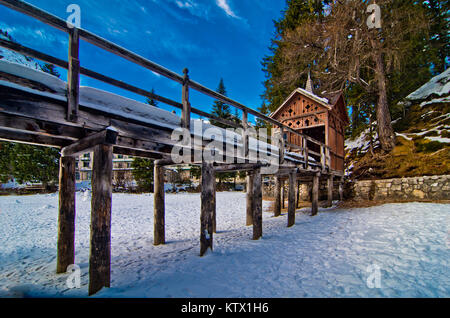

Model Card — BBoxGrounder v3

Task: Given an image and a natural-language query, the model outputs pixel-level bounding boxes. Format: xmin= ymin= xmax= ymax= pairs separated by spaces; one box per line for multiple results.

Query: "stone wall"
xmin=348 ymin=175 xmax=450 ymax=201
xmin=262 ymin=175 xmax=450 ymax=202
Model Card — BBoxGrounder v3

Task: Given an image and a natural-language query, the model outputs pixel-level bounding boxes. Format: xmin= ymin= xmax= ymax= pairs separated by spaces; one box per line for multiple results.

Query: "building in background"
xmin=76 ymin=153 xmax=135 ymax=189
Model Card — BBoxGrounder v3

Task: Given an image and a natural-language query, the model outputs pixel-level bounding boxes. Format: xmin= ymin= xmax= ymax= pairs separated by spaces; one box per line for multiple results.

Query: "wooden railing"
xmin=0 ymin=0 xmax=331 ymax=170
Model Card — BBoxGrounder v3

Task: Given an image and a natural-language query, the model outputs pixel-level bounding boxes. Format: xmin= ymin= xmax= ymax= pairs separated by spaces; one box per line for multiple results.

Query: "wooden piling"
xmin=282 ymin=179 xmax=286 ymax=209
xmin=252 ymin=169 xmax=262 ymax=240
xmin=154 ymin=164 xmax=165 ymax=245
xmin=274 ymin=176 xmax=281 ymax=217
xmin=246 ymin=172 xmax=254 ymax=226
xmin=311 ymin=173 xmax=320 ymax=216
xmin=296 ymin=180 xmax=301 ymax=208
xmin=89 ymin=144 xmax=113 ymax=296
xmin=326 ymin=175 xmax=334 ymax=208
xmin=200 ymin=162 xmax=215 ymax=256
xmin=287 ymin=171 xmax=296 ymax=227
xmin=56 ymin=156 xmax=76 ymax=274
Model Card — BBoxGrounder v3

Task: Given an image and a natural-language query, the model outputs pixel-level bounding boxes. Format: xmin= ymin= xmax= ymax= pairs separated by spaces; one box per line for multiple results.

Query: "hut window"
xmin=305 ymin=119 xmax=310 ymax=126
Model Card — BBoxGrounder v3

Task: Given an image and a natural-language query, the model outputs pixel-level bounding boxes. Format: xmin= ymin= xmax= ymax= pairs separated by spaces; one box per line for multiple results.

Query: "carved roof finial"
xmin=305 ymin=71 xmax=313 ymax=93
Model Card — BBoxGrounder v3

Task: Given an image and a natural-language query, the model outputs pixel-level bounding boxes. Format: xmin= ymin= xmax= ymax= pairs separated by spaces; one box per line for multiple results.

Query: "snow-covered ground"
xmin=0 ymin=192 xmax=448 ymax=298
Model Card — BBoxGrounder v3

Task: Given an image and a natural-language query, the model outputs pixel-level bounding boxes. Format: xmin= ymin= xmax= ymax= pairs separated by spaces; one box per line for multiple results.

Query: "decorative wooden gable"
xmin=271 ymin=89 xmax=330 ymax=130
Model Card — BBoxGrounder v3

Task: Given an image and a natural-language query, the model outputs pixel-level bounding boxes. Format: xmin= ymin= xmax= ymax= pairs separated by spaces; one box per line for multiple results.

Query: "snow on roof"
xmin=407 ymin=68 xmax=450 ymax=101
xmin=0 ymin=59 xmax=281 ymax=160
xmin=270 ymin=87 xmax=331 ymax=118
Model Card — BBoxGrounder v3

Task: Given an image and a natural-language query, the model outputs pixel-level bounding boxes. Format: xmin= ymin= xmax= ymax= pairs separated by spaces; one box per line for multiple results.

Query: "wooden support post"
xmin=311 ymin=173 xmax=320 ymax=216
xmin=274 ymin=176 xmax=281 ymax=217
xmin=154 ymin=164 xmax=165 ymax=245
xmin=339 ymin=178 xmax=344 ymax=201
xmin=89 ymin=144 xmax=113 ymax=296
xmin=200 ymin=162 xmax=215 ymax=256
xmin=296 ymin=180 xmax=301 ymax=209
xmin=326 ymin=175 xmax=334 ymax=208
xmin=252 ymin=168 xmax=263 ymax=240
xmin=282 ymin=179 xmax=286 ymax=209
xmin=56 ymin=156 xmax=76 ymax=274
xmin=246 ymin=172 xmax=254 ymax=226
xmin=181 ymin=68 xmax=191 ymax=130
xmin=67 ymin=27 xmax=80 ymax=122
xmin=287 ymin=171 xmax=296 ymax=227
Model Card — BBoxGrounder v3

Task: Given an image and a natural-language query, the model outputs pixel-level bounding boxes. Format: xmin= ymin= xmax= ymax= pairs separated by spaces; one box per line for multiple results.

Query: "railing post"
xmin=320 ymin=146 xmax=327 ymax=172
xmin=303 ymin=137 xmax=309 ymax=170
xmin=242 ymin=110 xmax=249 ymax=160
xmin=279 ymin=125 xmax=285 ymax=164
xmin=67 ymin=27 xmax=80 ymax=122
xmin=182 ymin=68 xmax=191 ymax=130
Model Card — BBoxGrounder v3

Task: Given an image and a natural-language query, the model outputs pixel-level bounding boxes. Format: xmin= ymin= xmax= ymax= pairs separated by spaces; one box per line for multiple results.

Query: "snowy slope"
xmin=0 ymin=33 xmax=42 ymax=71
xmin=0 ymin=192 xmax=448 ymax=298
xmin=407 ymin=68 xmax=450 ymax=103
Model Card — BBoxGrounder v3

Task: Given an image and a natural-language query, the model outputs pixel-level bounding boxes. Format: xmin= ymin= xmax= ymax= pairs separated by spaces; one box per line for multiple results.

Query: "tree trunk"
xmin=374 ymin=50 xmax=395 ymax=153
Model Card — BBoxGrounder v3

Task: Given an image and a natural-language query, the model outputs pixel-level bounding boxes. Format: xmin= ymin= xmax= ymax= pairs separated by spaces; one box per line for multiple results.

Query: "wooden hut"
xmin=270 ymin=75 xmax=350 ymax=172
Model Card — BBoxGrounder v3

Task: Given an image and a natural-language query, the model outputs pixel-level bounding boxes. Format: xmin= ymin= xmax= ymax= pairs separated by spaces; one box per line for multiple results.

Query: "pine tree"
xmin=146 ymin=88 xmax=159 ymax=107
xmin=211 ymin=79 xmax=232 ymax=128
xmin=41 ymin=63 xmax=61 ymax=78
xmin=0 ymin=142 xmax=60 ymax=189
xmin=261 ymin=0 xmax=330 ymax=113
xmin=131 ymin=157 xmax=154 ymax=192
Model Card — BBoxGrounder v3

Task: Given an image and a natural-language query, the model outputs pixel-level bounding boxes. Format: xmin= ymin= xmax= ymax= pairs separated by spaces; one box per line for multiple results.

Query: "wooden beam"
xmin=326 ymin=175 xmax=334 ymax=208
xmin=274 ymin=176 xmax=281 ymax=217
xmin=61 ymin=128 xmax=118 ymax=157
xmin=113 ymin=147 xmax=164 ymax=160
xmin=56 ymin=156 xmax=76 ymax=274
xmin=213 ymin=162 xmax=266 ymax=173
xmin=287 ymin=171 xmax=296 ymax=227
xmin=311 ymin=173 xmax=320 ymax=216
xmin=154 ymin=164 xmax=165 ymax=246
xmin=252 ymin=168 xmax=263 ymax=240
xmin=67 ymin=27 xmax=80 ymax=122
xmin=89 ymin=144 xmax=113 ymax=296
xmin=0 ymin=128 xmax=73 ymax=148
xmin=246 ymin=172 xmax=254 ymax=226
xmin=200 ymin=162 xmax=215 ymax=256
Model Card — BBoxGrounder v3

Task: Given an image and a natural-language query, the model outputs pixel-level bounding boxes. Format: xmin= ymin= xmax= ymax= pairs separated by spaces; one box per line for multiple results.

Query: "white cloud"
xmin=215 ymin=0 xmax=239 ymax=19
xmin=175 ymin=1 xmax=194 ymax=9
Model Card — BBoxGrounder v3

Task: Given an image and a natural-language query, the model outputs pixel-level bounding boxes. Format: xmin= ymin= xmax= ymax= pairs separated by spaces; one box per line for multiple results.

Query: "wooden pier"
xmin=0 ymin=0 xmax=345 ymax=295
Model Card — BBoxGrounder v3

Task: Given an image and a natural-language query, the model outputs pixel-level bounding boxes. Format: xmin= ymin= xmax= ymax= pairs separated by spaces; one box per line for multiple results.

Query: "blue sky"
xmin=0 ymin=0 xmax=287 ymax=120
